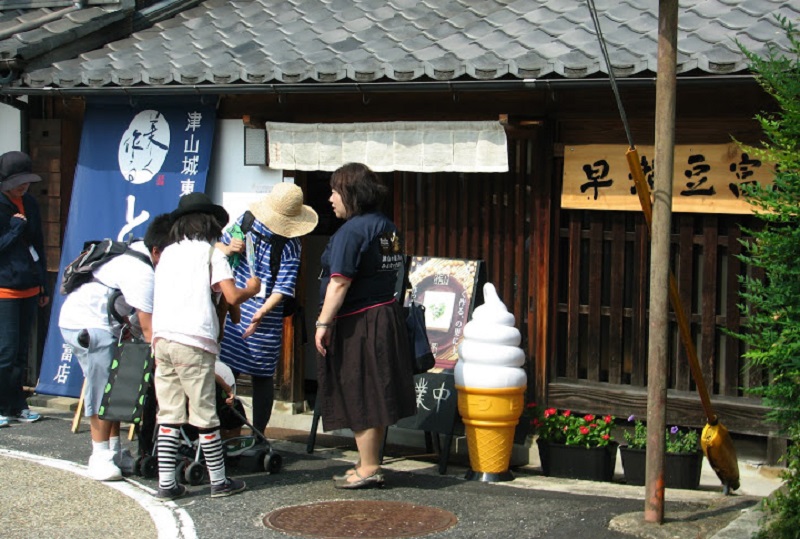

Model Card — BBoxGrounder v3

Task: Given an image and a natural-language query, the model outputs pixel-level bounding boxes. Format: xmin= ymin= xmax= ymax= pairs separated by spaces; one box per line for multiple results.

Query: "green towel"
xmin=227 ymin=223 xmax=244 ymax=269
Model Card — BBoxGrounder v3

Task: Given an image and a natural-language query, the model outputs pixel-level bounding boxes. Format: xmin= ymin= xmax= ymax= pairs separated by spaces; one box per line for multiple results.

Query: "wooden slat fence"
xmin=553 ymin=210 xmax=764 ymax=401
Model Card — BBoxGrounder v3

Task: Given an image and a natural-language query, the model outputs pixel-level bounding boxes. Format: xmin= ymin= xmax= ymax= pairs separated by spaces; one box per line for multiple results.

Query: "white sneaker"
xmin=88 ymin=451 xmax=122 ymax=481
xmin=114 ymin=448 xmax=136 ymax=475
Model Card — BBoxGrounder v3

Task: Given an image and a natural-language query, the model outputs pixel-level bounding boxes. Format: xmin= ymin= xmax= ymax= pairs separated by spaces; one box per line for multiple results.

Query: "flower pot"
xmin=536 ymin=439 xmax=618 ymax=482
xmin=619 ymin=446 xmax=704 ymax=490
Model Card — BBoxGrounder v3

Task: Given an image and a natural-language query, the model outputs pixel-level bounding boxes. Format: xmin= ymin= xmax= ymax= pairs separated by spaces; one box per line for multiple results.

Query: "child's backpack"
xmin=60 ymin=239 xmax=152 ymax=295
xmin=240 ymin=211 xmax=297 ymax=318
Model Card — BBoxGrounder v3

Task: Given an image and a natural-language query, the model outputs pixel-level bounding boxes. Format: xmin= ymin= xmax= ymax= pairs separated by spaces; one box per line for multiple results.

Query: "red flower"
xmin=584 ymin=414 xmax=595 ymax=422
xmin=532 ymin=418 xmax=542 ymax=428
xmin=563 ymin=410 xmax=572 ymax=417
xmin=589 ymin=423 xmax=598 ymax=429
xmin=602 ymin=434 xmax=610 ymax=440
xmin=544 ymin=408 xmax=557 ymax=418
xmin=604 ymin=415 xmax=613 ymax=424
xmin=579 ymin=426 xmax=590 ymax=435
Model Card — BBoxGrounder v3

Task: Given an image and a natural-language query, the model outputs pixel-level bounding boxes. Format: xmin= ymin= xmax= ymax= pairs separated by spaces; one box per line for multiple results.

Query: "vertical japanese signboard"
xmin=406 ymin=257 xmax=483 ymax=371
xmin=37 ymin=99 xmax=217 ymax=398
xmin=562 ymin=143 xmax=774 ymax=214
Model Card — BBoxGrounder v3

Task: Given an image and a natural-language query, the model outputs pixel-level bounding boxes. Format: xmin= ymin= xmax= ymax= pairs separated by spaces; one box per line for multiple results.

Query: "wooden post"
xmin=644 ymin=0 xmax=678 ymax=524
xmin=71 ymin=379 xmax=86 ymax=433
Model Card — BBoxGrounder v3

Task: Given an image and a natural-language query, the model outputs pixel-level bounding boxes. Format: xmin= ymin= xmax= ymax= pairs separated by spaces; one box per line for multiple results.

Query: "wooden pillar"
xmin=644 ymin=0 xmax=678 ymax=524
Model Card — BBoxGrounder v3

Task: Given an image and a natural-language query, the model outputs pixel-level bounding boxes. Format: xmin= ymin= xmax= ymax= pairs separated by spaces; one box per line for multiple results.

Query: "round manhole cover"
xmin=263 ymin=500 xmax=458 ymax=538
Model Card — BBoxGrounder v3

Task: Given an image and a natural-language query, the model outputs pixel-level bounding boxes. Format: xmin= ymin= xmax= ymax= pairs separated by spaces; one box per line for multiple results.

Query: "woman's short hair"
xmin=330 ymin=162 xmax=387 ymax=218
xmin=170 ymin=212 xmax=223 ymax=243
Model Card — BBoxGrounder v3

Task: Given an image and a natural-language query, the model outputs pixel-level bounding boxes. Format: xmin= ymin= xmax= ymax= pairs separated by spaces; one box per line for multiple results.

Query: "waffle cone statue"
xmin=455 ymin=282 xmax=526 ymax=482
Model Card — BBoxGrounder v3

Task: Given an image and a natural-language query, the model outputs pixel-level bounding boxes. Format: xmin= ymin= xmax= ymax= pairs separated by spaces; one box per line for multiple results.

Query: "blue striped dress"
xmin=218 ymin=215 xmax=301 ymax=377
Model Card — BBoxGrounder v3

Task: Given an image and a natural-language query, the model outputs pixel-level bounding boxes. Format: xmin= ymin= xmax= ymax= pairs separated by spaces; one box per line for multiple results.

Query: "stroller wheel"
xmin=141 ymin=456 xmax=158 ymax=479
xmin=176 ymin=461 xmax=188 ymax=484
xmin=134 ymin=455 xmax=145 ymax=477
xmin=265 ymin=453 xmax=282 ymax=475
xmin=187 ymin=462 xmax=205 ymax=485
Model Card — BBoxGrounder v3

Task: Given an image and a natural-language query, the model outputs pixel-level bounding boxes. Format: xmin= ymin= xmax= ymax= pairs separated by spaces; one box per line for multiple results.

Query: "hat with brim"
xmin=248 ymin=182 xmax=318 ymax=238
xmin=0 ymin=151 xmax=42 ymax=192
xmin=170 ymin=192 xmax=229 ymax=225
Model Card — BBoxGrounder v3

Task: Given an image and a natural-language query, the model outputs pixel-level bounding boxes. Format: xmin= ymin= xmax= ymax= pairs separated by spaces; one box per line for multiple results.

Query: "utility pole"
xmin=644 ymin=0 xmax=678 ymax=524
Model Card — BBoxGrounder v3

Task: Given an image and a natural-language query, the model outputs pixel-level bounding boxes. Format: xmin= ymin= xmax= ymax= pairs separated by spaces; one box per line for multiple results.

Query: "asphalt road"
xmin=0 ymin=407 xmax=766 ymax=539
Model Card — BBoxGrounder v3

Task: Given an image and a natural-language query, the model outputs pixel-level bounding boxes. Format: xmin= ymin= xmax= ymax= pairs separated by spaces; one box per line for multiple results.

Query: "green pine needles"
xmin=735 ymin=15 xmax=800 ymax=539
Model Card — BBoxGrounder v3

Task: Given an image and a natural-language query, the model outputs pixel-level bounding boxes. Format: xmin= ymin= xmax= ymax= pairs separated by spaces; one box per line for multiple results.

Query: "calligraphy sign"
xmin=37 ymin=99 xmax=217 ymax=398
xmin=562 ymin=143 xmax=774 ymax=214
xmin=396 ymin=372 xmax=460 ymax=435
xmin=406 ymin=257 xmax=483 ymax=370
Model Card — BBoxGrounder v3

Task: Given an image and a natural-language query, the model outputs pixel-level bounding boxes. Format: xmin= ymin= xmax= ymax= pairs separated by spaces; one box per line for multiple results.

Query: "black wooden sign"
xmin=396 ymin=372 xmax=460 ymax=435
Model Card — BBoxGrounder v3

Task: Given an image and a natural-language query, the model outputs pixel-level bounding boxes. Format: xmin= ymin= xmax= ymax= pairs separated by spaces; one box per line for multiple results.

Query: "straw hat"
xmin=249 ymin=183 xmax=318 ymax=238
xmin=0 ymin=151 xmax=42 ymax=192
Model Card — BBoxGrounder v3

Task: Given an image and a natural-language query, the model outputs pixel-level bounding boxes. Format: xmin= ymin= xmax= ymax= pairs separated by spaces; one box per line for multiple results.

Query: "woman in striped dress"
xmin=218 ymin=183 xmax=318 ymax=435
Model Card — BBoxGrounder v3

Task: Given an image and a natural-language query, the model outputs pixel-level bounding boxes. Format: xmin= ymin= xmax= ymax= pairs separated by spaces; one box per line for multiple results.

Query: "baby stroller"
xmin=177 ymin=398 xmax=283 ymax=485
xmin=134 ymin=376 xmax=283 ymax=484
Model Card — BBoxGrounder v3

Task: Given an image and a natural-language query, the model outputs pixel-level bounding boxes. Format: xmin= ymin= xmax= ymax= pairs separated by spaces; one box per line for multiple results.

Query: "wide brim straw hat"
xmin=249 ymin=182 xmax=318 ymax=238
xmin=170 ymin=192 xmax=229 ymax=225
xmin=0 ymin=151 xmax=42 ymax=192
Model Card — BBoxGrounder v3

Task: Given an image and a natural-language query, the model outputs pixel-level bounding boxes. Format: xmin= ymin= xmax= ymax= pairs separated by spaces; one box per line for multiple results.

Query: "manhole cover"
xmin=263 ymin=500 xmax=458 ymax=538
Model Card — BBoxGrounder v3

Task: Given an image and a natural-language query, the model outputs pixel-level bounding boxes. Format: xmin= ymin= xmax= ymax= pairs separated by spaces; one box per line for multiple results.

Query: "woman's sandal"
xmin=333 ymin=468 xmax=384 ymax=490
xmin=331 ymin=461 xmax=360 ymax=481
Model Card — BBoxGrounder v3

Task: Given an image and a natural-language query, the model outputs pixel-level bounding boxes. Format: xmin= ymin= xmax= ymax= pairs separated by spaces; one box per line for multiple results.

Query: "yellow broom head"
xmin=701 ymin=422 xmax=740 ymax=493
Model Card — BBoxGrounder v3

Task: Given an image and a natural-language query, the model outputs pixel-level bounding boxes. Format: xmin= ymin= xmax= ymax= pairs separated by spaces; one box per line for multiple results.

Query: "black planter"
xmin=536 ymin=439 xmax=618 ymax=482
xmin=619 ymin=446 xmax=703 ymax=489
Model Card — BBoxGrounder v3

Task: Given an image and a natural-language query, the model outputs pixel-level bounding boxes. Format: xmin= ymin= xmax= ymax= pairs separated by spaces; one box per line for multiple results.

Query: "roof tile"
xmin=6 ymin=0 xmax=795 ymax=89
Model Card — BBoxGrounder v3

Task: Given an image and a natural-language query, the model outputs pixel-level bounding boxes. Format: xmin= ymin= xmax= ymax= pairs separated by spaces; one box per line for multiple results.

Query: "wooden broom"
xmin=586 ymin=0 xmax=740 ymax=493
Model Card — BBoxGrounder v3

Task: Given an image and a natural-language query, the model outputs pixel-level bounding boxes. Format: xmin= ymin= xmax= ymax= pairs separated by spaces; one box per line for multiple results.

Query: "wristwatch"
xmin=315 ymin=320 xmax=331 ymax=329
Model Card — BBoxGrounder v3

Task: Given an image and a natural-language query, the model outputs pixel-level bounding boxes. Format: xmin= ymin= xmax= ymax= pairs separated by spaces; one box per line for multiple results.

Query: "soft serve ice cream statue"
xmin=455 ymin=282 xmax=527 ymax=481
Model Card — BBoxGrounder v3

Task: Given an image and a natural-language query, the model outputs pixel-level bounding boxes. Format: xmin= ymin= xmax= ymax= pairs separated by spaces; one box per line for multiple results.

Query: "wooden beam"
xmin=547 ymin=380 xmax=774 ymax=437
xmin=242 ymin=115 xmax=266 ymax=129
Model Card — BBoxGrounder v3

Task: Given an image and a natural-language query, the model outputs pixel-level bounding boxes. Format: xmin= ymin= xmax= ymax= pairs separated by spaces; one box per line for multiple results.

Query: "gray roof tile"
xmin=741 ymin=18 xmax=785 ymax=42
xmin=11 ymin=0 xmax=800 ymax=89
xmin=521 ymin=6 xmax=562 ymax=25
xmin=687 ymin=0 xmax=726 ymax=18
xmin=738 ymin=0 xmax=780 ymax=15
xmin=716 ymin=8 xmax=755 ymax=29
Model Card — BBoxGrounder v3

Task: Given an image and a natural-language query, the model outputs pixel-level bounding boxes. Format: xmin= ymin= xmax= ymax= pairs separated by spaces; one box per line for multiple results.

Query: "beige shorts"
xmin=153 ymin=339 xmax=219 ymax=429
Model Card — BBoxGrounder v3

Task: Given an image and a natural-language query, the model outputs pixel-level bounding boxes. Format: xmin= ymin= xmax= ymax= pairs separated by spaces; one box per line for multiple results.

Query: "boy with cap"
xmin=151 ymin=192 xmax=260 ymax=500
xmin=59 ymin=213 xmax=172 ymax=481
xmin=0 ymin=151 xmax=49 ymax=428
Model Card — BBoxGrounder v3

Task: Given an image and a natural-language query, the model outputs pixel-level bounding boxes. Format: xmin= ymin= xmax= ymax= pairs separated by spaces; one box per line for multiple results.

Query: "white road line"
xmin=0 ymin=448 xmax=197 ymax=539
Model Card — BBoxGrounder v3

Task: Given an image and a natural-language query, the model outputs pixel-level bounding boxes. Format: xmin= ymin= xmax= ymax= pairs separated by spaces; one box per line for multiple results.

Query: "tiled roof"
xmin=10 ymin=0 xmax=800 ymax=89
xmin=0 ymin=1 xmax=134 ymax=65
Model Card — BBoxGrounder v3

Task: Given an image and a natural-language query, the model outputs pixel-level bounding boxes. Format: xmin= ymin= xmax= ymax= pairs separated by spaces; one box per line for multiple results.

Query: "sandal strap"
xmin=354 ymin=467 xmax=381 ymax=480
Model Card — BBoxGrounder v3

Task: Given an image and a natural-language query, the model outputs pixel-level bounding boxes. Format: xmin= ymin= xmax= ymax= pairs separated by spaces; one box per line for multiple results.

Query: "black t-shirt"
xmin=319 ymin=212 xmax=404 ymax=316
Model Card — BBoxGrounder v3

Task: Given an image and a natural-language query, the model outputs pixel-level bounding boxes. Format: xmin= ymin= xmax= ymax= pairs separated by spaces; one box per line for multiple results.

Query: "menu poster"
xmin=406 ymin=257 xmax=483 ymax=370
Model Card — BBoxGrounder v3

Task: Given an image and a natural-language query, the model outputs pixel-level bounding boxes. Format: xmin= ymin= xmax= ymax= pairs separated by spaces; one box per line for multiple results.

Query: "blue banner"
xmin=37 ymin=100 xmax=217 ymax=397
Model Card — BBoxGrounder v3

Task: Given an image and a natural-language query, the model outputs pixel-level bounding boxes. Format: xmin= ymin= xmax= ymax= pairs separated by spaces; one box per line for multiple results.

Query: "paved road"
xmin=0 ymin=406 xmax=778 ymax=539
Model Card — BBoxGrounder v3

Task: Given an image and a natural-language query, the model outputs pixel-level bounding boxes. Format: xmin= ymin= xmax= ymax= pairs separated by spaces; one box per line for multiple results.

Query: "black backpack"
xmin=240 ymin=211 xmax=297 ymax=318
xmin=60 ymin=239 xmax=152 ymax=295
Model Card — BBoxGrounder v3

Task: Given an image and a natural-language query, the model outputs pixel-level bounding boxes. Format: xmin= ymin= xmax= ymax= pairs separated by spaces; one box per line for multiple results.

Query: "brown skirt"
xmin=318 ymin=301 xmax=416 ymax=432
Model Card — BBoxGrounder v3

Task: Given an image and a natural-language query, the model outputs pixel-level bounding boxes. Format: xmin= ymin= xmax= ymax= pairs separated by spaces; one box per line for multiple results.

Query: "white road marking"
xmin=0 ymin=448 xmax=197 ymax=539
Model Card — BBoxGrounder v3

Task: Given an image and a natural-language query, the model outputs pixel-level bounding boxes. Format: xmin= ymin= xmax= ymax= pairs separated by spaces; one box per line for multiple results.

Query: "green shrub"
xmin=736 ymin=15 xmax=800 ymax=539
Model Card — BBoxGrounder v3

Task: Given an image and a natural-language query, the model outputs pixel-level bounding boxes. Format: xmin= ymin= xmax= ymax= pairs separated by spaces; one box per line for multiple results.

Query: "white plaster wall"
xmin=206 ymin=119 xmax=284 ymax=227
xmin=0 ymin=102 xmax=23 ymax=153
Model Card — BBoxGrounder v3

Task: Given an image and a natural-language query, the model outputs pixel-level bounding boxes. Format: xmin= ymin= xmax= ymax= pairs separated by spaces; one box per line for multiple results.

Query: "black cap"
xmin=170 ymin=192 xmax=229 ymax=225
xmin=0 ymin=151 xmax=42 ymax=192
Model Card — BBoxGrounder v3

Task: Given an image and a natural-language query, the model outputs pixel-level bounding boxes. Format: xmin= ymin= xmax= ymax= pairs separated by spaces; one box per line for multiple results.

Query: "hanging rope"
xmin=586 ymin=0 xmax=635 ymax=149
